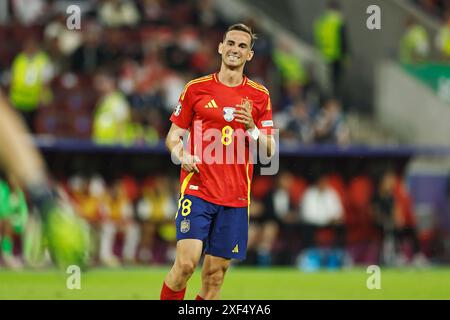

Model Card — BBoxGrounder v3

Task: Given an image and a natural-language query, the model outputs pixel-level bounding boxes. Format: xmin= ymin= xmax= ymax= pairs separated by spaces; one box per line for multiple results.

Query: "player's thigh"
xmin=206 ymin=206 xmax=248 ymax=260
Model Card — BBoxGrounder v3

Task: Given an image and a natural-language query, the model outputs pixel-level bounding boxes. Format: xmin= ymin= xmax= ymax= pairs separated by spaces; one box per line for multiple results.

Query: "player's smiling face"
xmin=219 ymin=30 xmax=254 ymax=69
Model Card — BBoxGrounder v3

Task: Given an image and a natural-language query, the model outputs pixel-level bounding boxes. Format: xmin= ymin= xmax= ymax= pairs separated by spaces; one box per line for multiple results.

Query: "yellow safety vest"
xmin=273 ymin=49 xmax=308 ymax=85
xmin=93 ymin=92 xmax=130 ymax=144
xmin=10 ymin=52 xmax=50 ymax=110
xmin=437 ymin=26 xmax=450 ymax=57
xmin=124 ymin=122 xmax=159 ymax=146
xmin=314 ymin=11 xmax=344 ymax=63
xmin=399 ymin=24 xmax=429 ymax=63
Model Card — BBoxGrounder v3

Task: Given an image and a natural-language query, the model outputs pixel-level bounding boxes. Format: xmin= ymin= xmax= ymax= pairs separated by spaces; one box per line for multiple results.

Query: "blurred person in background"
xmin=435 ymin=10 xmax=450 ymax=60
xmin=9 ymin=36 xmax=54 ymax=132
xmin=282 ymin=99 xmax=315 ymax=145
xmin=193 ymin=0 xmax=226 ymax=29
xmin=68 ymin=175 xmax=99 ymax=262
xmin=124 ymin=108 xmax=160 ymax=146
xmin=0 ymin=89 xmax=88 ymax=269
xmin=101 ymin=179 xmax=139 ymax=266
xmin=272 ymin=37 xmax=308 ymax=90
xmin=44 ymin=12 xmax=83 ymax=69
xmin=11 ymin=0 xmax=46 ymax=26
xmin=299 ymin=172 xmax=345 ymax=270
xmin=98 ymin=0 xmax=141 ymax=28
xmin=140 ymin=0 xmax=168 ymax=25
xmin=84 ymin=175 xmax=114 ymax=267
xmin=314 ymin=0 xmax=348 ymax=99
xmin=399 ymin=16 xmax=430 ymax=64
xmin=70 ymin=20 xmax=104 ymax=74
xmin=313 ymin=98 xmax=350 ymax=145
xmin=93 ymin=71 xmax=131 ymax=144
xmin=247 ymin=189 xmax=279 ymax=267
xmin=272 ymin=171 xmax=305 ymax=264
xmin=372 ymin=170 xmax=429 ymax=267
xmin=247 ymin=171 xmax=298 ymax=266
xmin=136 ymin=176 xmax=177 ymax=264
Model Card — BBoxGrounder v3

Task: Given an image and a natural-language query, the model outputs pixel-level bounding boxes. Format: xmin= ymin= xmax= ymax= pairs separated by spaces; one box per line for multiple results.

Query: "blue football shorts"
xmin=175 ymin=194 xmax=248 ymax=260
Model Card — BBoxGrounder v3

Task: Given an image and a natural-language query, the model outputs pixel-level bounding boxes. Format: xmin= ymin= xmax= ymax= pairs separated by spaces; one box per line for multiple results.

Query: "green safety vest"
xmin=314 ymin=11 xmax=344 ymax=63
xmin=399 ymin=24 xmax=429 ymax=63
xmin=9 ymin=52 xmax=50 ymax=110
xmin=93 ymin=91 xmax=130 ymax=144
xmin=437 ymin=26 xmax=450 ymax=57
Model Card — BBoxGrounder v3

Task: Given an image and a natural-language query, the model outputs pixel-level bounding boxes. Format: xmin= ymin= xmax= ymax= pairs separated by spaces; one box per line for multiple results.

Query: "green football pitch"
xmin=1 ymin=266 xmax=449 ymax=300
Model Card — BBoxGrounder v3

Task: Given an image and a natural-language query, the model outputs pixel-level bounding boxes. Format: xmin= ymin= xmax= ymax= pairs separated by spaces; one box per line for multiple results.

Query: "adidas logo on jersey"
xmin=232 ymin=244 xmax=239 ymax=253
xmin=204 ymin=99 xmax=218 ymax=108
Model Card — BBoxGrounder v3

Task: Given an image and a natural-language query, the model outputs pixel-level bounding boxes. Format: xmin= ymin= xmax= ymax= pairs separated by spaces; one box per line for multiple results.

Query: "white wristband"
xmin=247 ymin=126 xmax=260 ymax=140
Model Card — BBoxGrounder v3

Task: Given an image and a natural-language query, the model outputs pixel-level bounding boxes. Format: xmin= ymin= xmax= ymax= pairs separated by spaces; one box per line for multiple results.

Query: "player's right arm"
xmin=166 ymin=123 xmax=199 ymax=173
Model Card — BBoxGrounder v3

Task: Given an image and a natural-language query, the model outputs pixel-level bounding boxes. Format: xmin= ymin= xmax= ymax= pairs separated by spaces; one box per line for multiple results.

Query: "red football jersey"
xmin=169 ymin=73 xmax=274 ymax=207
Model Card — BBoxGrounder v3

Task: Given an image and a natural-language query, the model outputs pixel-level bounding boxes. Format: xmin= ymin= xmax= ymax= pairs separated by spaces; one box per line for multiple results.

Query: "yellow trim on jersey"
xmin=248 ymin=83 xmax=269 ymax=95
xmin=246 ymin=163 xmax=251 ymax=223
xmin=180 ymin=75 xmax=213 ymax=101
xmin=248 ymin=79 xmax=269 ymax=91
xmin=181 ymin=171 xmax=195 ymax=195
xmin=247 ymin=79 xmax=269 ymax=91
xmin=175 ymin=171 xmax=195 ymax=219
xmin=246 ymin=81 xmax=269 ymax=96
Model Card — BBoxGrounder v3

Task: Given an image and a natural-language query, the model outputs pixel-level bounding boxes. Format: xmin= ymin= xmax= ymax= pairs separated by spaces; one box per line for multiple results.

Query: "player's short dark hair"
xmin=223 ymin=23 xmax=258 ymax=48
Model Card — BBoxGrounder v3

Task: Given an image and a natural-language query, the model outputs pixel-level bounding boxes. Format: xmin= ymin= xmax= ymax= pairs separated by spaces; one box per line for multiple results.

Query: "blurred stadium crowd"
xmin=0 ymin=0 xmax=449 ymax=270
xmin=0 ymin=0 xmax=351 ymax=146
xmin=412 ymin=0 xmax=450 ymax=20
xmin=0 ymin=167 xmax=439 ymax=269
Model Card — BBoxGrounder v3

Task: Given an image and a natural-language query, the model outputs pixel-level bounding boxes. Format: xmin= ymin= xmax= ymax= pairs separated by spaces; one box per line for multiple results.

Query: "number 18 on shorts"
xmin=175 ymin=195 xmax=248 ymax=260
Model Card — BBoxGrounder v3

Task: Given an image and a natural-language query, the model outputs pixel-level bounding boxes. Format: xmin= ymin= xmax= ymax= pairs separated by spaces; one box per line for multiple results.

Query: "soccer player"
xmin=161 ymin=23 xmax=276 ymax=300
xmin=0 ymin=89 xmax=87 ymax=269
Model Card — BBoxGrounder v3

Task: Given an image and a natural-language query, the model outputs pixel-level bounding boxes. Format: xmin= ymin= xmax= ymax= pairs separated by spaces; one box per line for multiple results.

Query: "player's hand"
xmin=234 ymin=101 xmax=255 ymax=130
xmin=181 ymin=153 xmax=200 ymax=173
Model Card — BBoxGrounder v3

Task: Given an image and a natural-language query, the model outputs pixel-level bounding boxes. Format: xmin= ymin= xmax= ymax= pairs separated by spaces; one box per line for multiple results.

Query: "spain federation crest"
xmin=180 ymin=219 xmax=190 ymax=233
xmin=223 ymin=107 xmax=235 ymax=122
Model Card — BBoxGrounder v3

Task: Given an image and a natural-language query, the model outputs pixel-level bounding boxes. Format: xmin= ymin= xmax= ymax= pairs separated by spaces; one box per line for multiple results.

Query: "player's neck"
xmin=217 ymin=67 xmax=244 ymax=87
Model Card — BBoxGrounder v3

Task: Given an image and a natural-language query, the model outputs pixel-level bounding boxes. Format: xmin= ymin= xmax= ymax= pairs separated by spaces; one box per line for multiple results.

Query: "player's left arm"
xmin=234 ymin=97 xmax=276 ymax=158
xmin=0 ymin=89 xmax=48 ymax=187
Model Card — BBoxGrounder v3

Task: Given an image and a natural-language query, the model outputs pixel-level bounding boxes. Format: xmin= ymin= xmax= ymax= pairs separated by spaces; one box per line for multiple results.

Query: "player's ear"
xmin=246 ymin=50 xmax=254 ymax=61
xmin=218 ymin=42 xmax=223 ymax=55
